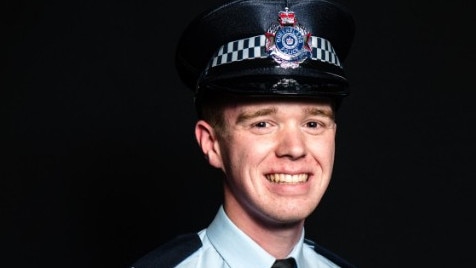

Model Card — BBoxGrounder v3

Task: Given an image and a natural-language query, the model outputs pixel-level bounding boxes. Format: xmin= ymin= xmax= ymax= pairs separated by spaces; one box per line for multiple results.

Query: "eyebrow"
xmin=235 ymin=105 xmax=334 ymax=124
xmin=236 ymin=107 xmax=277 ymax=124
xmin=305 ymin=107 xmax=334 ymax=119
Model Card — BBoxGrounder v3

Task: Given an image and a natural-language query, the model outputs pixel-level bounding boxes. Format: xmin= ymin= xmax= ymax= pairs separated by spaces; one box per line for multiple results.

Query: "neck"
xmin=223 ymin=192 xmax=304 ymax=258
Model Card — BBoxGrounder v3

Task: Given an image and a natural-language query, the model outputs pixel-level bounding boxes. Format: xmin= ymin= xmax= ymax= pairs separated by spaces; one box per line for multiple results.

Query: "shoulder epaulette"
xmin=130 ymin=233 xmax=202 ymax=268
xmin=304 ymin=238 xmax=357 ymax=268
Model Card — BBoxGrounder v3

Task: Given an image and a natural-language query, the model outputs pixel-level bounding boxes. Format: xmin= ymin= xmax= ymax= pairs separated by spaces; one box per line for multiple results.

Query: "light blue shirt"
xmin=176 ymin=205 xmax=340 ymax=268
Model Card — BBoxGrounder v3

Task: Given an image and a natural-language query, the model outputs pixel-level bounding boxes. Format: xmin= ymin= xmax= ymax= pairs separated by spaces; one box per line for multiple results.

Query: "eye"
xmin=306 ymin=121 xmax=320 ymax=128
xmin=249 ymin=120 xmax=275 ymax=134
xmin=305 ymin=120 xmax=331 ymax=129
xmin=253 ymin=121 xmax=269 ymax=128
xmin=303 ymin=118 xmax=335 ymax=134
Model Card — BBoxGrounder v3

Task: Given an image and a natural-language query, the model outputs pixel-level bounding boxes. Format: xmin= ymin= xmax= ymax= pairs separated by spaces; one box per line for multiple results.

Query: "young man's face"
xmin=197 ymin=98 xmax=337 ymax=227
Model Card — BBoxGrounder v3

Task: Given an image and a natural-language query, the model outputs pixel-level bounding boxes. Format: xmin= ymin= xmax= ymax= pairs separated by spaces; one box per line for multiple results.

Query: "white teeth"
xmin=266 ymin=174 xmax=308 ymax=184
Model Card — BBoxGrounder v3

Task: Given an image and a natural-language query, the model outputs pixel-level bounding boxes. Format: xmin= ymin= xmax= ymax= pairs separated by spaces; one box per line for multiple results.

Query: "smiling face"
xmin=195 ymin=97 xmax=337 ymax=230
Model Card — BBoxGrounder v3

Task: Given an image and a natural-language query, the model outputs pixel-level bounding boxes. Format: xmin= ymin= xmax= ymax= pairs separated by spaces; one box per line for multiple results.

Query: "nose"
xmin=275 ymin=125 xmax=306 ymax=159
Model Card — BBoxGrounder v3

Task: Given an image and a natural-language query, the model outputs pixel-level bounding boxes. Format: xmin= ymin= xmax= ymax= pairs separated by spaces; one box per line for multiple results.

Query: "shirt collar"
xmin=207 ymin=205 xmax=305 ymax=268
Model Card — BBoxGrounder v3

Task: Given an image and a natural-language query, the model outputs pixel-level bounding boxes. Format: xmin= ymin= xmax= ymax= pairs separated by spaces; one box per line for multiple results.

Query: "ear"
xmin=195 ymin=120 xmax=223 ymax=169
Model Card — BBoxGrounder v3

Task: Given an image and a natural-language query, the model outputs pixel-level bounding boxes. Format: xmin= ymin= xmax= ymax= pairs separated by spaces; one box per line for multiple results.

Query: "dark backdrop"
xmin=3 ymin=0 xmax=475 ymax=267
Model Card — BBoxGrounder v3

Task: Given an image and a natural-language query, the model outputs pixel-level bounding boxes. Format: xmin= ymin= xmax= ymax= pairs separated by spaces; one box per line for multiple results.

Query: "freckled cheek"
xmin=232 ymin=140 xmax=274 ymax=167
xmin=227 ymin=141 xmax=254 ymax=163
xmin=311 ymin=140 xmax=335 ymax=166
xmin=325 ymin=144 xmax=335 ymax=164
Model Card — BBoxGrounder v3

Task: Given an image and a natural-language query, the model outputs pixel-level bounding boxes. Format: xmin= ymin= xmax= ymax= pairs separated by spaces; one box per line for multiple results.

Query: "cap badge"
xmin=265 ymin=7 xmax=312 ymax=69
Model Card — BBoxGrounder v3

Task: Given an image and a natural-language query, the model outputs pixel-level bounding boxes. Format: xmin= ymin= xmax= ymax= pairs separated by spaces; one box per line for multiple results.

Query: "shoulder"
xmin=130 ymin=233 xmax=202 ymax=268
xmin=304 ymin=238 xmax=357 ymax=268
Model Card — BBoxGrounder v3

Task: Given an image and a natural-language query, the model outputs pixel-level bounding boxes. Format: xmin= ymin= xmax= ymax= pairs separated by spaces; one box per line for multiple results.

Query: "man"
xmin=131 ymin=0 xmax=356 ymax=267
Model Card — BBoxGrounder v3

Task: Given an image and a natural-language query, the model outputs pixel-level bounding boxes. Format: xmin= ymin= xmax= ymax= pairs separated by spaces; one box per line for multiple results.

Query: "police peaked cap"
xmin=175 ymin=0 xmax=355 ymax=100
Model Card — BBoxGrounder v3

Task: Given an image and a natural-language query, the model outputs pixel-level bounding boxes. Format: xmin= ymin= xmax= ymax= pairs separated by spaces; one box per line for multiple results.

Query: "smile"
xmin=266 ymin=173 xmax=309 ymax=184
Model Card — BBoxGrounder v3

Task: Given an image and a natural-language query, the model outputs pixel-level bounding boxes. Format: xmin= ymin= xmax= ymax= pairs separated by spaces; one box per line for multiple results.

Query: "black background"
xmin=3 ymin=0 xmax=475 ymax=267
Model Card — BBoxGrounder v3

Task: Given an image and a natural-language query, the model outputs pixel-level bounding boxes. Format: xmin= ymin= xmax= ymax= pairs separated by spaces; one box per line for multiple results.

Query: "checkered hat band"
xmin=210 ymin=35 xmax=342 ymax=68
xmin=211 ymin=35 xmax=267 ymax=67
xmin=310 ymin=36 xmax=341 ymax=67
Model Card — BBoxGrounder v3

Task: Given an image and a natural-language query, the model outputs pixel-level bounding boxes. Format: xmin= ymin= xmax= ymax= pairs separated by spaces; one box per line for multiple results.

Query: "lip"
xmin=265 ymin=173 xmax=309 ymax=184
